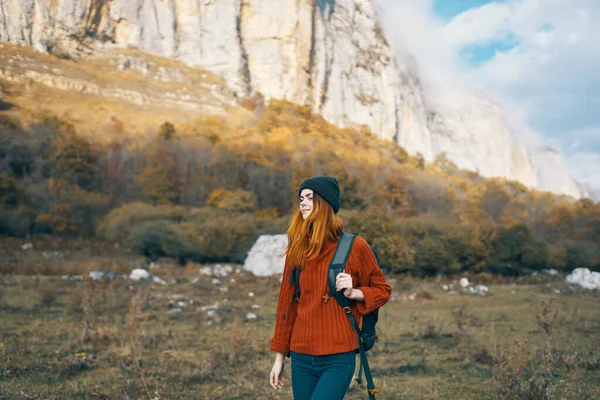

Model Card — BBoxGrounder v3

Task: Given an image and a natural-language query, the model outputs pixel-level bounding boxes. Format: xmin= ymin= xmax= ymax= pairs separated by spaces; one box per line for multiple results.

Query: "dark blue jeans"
xmin=290 ymin=351 xmax=356 ymax=400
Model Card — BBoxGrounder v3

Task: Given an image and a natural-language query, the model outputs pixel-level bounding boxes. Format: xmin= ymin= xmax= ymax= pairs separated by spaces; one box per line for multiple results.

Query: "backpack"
xmin=289 ymin=232 xmax=384 ymax=400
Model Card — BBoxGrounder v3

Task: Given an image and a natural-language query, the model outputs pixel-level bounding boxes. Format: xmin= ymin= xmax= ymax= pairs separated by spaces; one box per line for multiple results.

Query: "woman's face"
xmin=299 ymin=189 xmax=314 ymax=220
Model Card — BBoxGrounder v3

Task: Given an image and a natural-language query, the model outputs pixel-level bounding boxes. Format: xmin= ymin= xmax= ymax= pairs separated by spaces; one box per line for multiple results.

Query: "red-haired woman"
xmin=269 ymin=176 xmax=392 ymax=400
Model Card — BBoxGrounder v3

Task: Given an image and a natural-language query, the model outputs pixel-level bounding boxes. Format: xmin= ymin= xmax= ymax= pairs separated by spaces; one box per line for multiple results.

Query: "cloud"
xmin=374 ymin=0 xmax=600 ymax=191
xmin=443 ymin=2 xmax=513 ymax=47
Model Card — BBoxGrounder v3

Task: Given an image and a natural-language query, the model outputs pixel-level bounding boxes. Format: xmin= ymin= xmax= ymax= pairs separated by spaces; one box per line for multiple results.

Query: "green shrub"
xmin=196 ymin=213 xmax=258 ymax=263
xmin=0 ymin=209 xmax=31 ymax=237
xmin=98 ymin=203 xmax=186 ymax=242
xmin=102 ymin=204 xmax=268 ymax=264
xmin=128 ymin=220 xmax=191 ymax=262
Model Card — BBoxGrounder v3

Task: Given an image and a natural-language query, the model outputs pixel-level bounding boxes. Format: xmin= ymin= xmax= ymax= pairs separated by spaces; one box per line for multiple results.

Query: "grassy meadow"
xmin=1 ymin=238 xmax=599 ymax=400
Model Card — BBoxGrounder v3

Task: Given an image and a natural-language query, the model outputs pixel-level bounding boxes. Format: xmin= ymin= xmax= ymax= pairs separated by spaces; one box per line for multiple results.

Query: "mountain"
xmin=0 ymin=0 xmax=583 ymax=198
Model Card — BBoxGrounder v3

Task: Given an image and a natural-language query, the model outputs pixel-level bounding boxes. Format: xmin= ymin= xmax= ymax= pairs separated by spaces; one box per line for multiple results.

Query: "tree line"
xmin=1 ymin=100 xmax=598 ymax=275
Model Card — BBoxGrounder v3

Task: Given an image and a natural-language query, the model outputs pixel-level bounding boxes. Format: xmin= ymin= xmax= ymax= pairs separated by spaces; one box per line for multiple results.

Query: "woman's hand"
xmin=270 ymin=354 xmax=286 ymax=390
xmin=336 ymin=271 xmax=354 ymax=298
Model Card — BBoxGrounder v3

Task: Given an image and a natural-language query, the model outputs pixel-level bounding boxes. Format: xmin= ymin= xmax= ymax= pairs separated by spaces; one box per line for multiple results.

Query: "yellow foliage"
xmin=255 ymin=207 xmax=280 ymax=220
xmin=207 ymin=189 xmax=257 ymax=212
xmin=135 ymin=145 xmax=182 ymax=205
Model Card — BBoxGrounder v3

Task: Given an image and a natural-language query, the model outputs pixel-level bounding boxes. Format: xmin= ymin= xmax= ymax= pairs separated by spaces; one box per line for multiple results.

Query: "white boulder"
xmin=243 ymin=234 xmax=288 ymax=276
xmin=566 ymin=268 xmax=600 ymax=290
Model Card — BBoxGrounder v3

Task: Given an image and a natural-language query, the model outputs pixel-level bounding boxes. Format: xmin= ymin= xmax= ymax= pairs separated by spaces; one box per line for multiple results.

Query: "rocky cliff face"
xmin=0 ymin=0 xmax=582 ymax=197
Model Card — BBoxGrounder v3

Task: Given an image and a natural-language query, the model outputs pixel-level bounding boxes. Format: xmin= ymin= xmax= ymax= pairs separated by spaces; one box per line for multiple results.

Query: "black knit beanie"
xmin=298 ymin=176 xmax=340 ymax=214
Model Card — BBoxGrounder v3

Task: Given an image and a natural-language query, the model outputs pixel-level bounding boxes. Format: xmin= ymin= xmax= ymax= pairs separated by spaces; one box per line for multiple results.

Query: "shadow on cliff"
xmin=0 ymin=98 xmax=14 ymax=111
xmin=317 ymin=0 xmax=336 ymax=20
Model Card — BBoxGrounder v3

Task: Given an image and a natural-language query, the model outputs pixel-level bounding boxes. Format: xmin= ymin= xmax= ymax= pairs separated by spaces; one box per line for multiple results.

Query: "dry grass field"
xmin=1 ymin=238 xmax=599 ymax=399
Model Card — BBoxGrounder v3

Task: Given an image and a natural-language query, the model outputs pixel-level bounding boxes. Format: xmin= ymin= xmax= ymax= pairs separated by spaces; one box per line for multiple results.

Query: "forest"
xmin=1 ymin=99 xmax=599 ymax=275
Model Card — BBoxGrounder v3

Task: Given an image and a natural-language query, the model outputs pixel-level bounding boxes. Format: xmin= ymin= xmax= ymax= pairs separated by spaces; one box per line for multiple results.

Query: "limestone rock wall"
xmin=0 ymin=0 xmax=581 ymax=197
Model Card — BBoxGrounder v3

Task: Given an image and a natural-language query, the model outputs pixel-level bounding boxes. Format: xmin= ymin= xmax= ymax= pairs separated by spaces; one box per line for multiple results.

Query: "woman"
xmin=269 ymin=176 xmax=392 ymax=400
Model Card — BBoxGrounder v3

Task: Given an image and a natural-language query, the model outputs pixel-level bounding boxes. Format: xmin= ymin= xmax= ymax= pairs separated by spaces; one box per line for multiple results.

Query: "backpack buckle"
xmin=343 ymin=306 xmax=352 ymax=314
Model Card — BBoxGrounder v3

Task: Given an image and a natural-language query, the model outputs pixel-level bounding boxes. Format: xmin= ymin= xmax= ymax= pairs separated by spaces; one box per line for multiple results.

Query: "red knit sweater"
xmin=270 ymin=237 xmax=392 ymax=356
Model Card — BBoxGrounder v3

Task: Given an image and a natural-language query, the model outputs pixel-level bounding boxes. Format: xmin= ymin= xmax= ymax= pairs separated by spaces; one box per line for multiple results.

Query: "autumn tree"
xmin=159 ymin=121 xmax=177 ymax=141
xmin=135 ymin=143 xmax=182 ymax=205
xmin=481 ymin=180 xmax=512 ymax=223
xmin=52 ymin=126 xmax=99 ymax=191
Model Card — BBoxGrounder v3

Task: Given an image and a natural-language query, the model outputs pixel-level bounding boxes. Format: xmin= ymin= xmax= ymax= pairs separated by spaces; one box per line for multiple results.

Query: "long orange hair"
xmin=285 ymin=193 xmax=343 ymax=270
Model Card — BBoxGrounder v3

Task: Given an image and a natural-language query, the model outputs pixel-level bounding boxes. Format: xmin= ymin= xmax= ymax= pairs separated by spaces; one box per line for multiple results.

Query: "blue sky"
xmin=376 ymin=0 xmax=600 ymax=194
xmin=432 ymin=0 xmax=600 ymax=180
xmin=435 ymin=1 xmax=522 ymax=67
xmin=434 ymin=0 xmax=501 ymax=20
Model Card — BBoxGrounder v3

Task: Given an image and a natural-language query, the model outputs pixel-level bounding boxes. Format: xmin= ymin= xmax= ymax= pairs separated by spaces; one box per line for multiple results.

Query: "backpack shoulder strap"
xmin=289 ymin=267 xmax=301 ymax=301
xmin=328 ymin=233 xmax=379 ymax=400
xmin=327 ymin=232 xmax=356 ymax=307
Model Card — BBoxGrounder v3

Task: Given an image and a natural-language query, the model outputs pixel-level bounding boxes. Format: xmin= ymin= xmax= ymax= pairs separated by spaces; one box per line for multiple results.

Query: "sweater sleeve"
xmin=269 ymin=256 xmax=298 ymax=354
xmin=350 ymin=237 xmax=392 ymax=315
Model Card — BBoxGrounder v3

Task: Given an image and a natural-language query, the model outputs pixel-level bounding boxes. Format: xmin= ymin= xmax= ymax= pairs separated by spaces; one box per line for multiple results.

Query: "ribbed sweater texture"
xmin=270 ymin=237 xmax=392 ymax=356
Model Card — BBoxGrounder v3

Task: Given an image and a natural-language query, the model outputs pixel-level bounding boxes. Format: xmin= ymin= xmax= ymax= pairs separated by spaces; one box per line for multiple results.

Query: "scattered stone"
xmin=21 ymin=243 xmax=33 ymax=250
xmin=441 ymin=281 xmax=487 ymax=296
xmin=443 ymin=283 xmax=455 ymax=291
xmin=89 ymin=271 xmax=121 ymax=281
xmin=200 ymin=302 xmax=219 ymax=312
xmin=212 ymin=278 xmax=222 ymax=286
xmin=474 ymin=284 xmax=488 ymax=293
xmin=246 ymin=313 xmax=258 ymax=320
xmin=128 ymin=268 xmax=167 ymax=285
xmin=199 ymin=264 xmax=235 ymax=277
xmin=468 ymin=286 xmax=486 ymax=296
xmin=129 ymin=269 xmax=151 ymax=280
xmin=213 ymin=264 xmax=233 ymax=277
xmin=252 ymin=304 xmax=260 ymax=309
xmin=191 ymin=278 xmax=200 ymax=284
xmin=248 ymin=292 xmax=254 ymax=297
xmin=43 ymin=251 xmax=64 ymax=260
xmin=62 ymin=275 xmax=84 ymax=281
xmin=532 ymin=268 xmax=558 ymax=276
xmin=153 ymin=276 xmax=167 ymax=285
